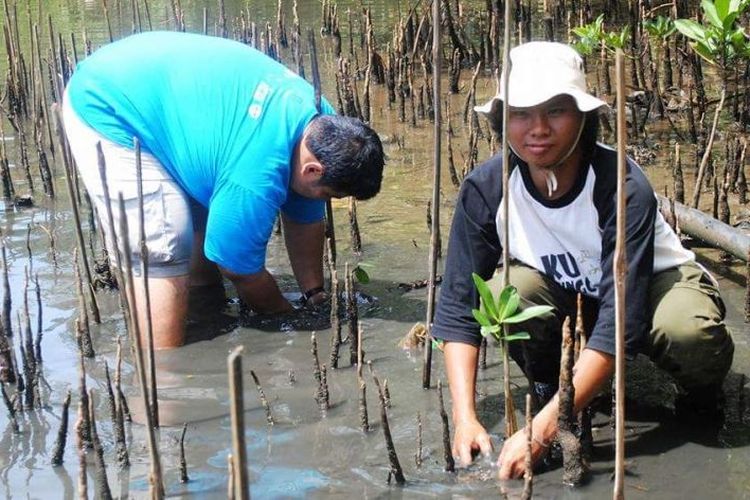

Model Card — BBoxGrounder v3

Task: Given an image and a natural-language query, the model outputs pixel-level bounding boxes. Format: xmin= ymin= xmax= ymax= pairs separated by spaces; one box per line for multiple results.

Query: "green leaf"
xmin=502 ymin=305 xmax=555 ymax=324
xmin=353 ymin=266 xmax=370 ymax=284
xmin=504 ymin=332 xmax=531 ymax=342
xmin=480 ymin=325 xmax=501 ymax=341
xmin=472 ymin=273 xmax=499 ymax=320
xmin=702 ymin=0 xmax=724 ymax=28
xmin=693 ymin=41 xmax=719 ymax=63
xmin=431 ymin=338 xmax=444 ymax=350
xmin=675 ymin=19 xmax=708 ymax=43
xmin=472 ymin=308 xmax=492 ymax=327
xmin=723 ymin=12 xmax=738 ymax=31
xmin=497 ymin=285 xmax=520 ymax=322
xmin=715 ymin=0 xmax=730 ymax=20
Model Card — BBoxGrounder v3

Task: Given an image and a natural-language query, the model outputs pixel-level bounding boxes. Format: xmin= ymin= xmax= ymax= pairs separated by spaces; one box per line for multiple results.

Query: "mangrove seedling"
xmin=471 ymin=273 xmax=553 ymax=435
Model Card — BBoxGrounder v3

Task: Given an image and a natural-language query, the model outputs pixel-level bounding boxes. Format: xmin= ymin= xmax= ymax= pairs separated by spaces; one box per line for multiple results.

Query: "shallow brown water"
xmin=1 ymin=1 xmax=750 ymax=499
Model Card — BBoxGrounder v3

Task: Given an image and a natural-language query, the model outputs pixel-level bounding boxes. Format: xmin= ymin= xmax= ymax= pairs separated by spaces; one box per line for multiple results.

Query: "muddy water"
xmin=1 ymin=1 xmax=750 ymax=499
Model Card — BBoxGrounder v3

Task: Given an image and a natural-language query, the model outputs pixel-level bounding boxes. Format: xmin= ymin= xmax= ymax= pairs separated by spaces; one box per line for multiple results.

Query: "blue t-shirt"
xmin=66 ymin=31 xmax=332 ymax=274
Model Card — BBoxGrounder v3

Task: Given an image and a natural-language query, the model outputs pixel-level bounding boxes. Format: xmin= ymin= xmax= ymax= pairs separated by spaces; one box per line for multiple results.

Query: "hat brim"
xmin=475 ymin=89 xmax=608 ymax=115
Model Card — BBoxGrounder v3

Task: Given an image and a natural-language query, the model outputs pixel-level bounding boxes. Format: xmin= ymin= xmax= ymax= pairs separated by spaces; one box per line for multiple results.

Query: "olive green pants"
xmin=491 ymin=262 xmax=734 ymax=391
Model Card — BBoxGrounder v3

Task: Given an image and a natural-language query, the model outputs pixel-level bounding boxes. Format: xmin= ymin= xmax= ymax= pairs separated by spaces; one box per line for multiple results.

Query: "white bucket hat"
xmin=475 ymin=41 xmax=608 ymax=115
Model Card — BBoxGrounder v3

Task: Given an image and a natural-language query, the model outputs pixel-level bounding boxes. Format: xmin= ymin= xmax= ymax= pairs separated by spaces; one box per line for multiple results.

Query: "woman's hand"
xmin=452 ymin=418 xmax=493 ymax=466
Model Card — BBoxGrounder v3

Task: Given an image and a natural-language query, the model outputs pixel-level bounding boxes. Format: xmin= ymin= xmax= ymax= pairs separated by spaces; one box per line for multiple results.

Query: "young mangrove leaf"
xmin=502 ymin=305 xmax=555 ymax=324
xmin=504 ymin=332 xmax=532 ymax=342
xmin=472 ymin=273 xmax=499 ymax=320
xmin=472 ymin=308 xmax=492 ymax=327
xmin=353 ymin=264 xmax=371 ymax=284
xmin=480 ymin=324 xmax=502 ymax=339
xmin=497 ymin=285 xmax=519 ymax=322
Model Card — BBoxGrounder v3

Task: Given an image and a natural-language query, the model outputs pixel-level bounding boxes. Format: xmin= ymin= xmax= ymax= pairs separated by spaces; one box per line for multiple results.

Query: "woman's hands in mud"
xmin=452 ymin=418 xmax=493 ymax=466
xmin=497 ymin=426 xmax=550 ymax=480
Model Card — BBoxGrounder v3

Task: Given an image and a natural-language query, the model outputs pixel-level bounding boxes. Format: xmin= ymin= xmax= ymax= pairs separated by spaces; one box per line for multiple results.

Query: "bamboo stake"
xmin=422 ymin=0 xmax=442 ymax=390
xmin=500 ymin=0 xmax=518 ymax=436
xmin=227 ymin=346 xmax=249 ymax=500
xmin=77 ymin=353 xmax=92 ymax=449
xmin=54 ymin=107 xmax=101 ymax=324
xmin=437 ymin=380 xmax=455 ymax=472
xmin=179 ymin=423 xmax=189 ymax=483
xmin=521 ymin=393 xmax=533 ymax=500
xmin=373 ymin=373 xmax=405 ymax=485
xmin=613 ymin=49 xmax=628 ymax=500
xmin=88 ymin=389 xmax=113 ymax=500
xmin=135 ymin=137 xmax=159 ymax=428
xmin=250 ymin=370 xmax=275 ymax=426
xmin=117 ymin=194 xmax=164 ymax=498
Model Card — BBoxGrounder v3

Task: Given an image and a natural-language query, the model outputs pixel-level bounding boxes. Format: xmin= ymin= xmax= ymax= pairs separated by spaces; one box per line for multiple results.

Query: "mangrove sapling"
xmin=179 ymin=423 xmax=189 ymax=483
xmin=382 ymin=377 xmax=391 ymax=409
xmin=227 ymin=347 xmax=249 ymax=500
xmin=372 ymin=372 xmax=405 ymax=485
xmin=51 ymin=390 xmax=71 ymax=466
xmin=471 ymin=273 xmax=554 ymax=435
xmin=320 ymin=364 xmax=330 ymax=411
xmin=349 ymin=197 xmax=362 ymax=255
xmin=357 ymin=329 xmax=368 ymax=432
xmin=575 ymin=295 xmax=593 ymax=461
xmin=329 ymin=267 xmax=341 ymax=369
xmin=437 ymin=380 xmax=455 ymax=472
xmin=74 ymin=256 xmax=94 ymax=358
xmin=88 ymin=389 xmax=113 ymax=500
xmin=249 ymin=369 xmax=275 ymax=426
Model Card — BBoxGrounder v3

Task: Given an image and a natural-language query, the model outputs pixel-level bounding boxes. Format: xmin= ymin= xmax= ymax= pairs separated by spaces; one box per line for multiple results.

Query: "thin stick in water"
xmin=88 ymin=389 xmax=113 ymax=500
xmin=415 ymin=412 xmax=422 ymax=468
xmin=249 ymin=369 xmax=275 ymax=426
xmin=75 ymin=400 xmax=88 ymax=500
xmin=437 ymin=380 xmax=455 ymax=472
xmin=522 ymin=393 xmax=533 ymax=500
xmin=179 ymin=423 xmax=189 ymax=483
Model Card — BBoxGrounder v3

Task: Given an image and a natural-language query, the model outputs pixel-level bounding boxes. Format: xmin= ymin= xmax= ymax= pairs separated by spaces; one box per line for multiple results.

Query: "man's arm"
xmin=498 ymin=348 xmax=614 ymax=479
xmin=220 ymin=267 xmax=293 ymax=314
xmin=445 ymin=341 xmax=494 ymax=465
xmin=281 ymin=216 xmax=326 ymax=302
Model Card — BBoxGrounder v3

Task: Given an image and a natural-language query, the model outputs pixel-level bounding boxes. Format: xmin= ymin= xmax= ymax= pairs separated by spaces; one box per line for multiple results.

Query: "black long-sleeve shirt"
xmin=431 ymin=144 xmax=694 ymax=356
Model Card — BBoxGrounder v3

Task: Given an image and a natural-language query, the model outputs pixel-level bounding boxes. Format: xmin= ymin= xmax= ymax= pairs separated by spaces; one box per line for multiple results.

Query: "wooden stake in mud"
xmin=576 ymin=295 xmax=593 ymax=460
xmin=179 ymin=423 xmax=189 ymax=483
xmin=105 ymin=361 xmax=129 ymax=468
xmin=522 ymin=393 xmax=533 ymax=500
xmin=349 ymin=197 xmax=362 ymax=254
xmin=422 ymin=0 xmax=443 ymax=390
xmin=415 ymin=412 xmax=423 ymax=468
xmin=75 ymin=400 xmax=88 ymax=500
xmin=674 ymin=143 xmax=684 ymax=204
xmin=227 ymin=346 xmax=249 ymax=500
xmin=357 ymin=321 xmax=368 ymax=432
xmin=135 ymin=137 xmax=159 ymax=429
xmin=692 ymin=89 xmax=726 ymax=209
xmin=115 ymin=337 xmax=131 ymax=423
xmin=437 ymin=380 xmax=455 ymax=472
xmin=745 ymin=248 xmax=749 ymax=324
xmin=558 ymin=317 xmax=585 ymax=485
xmin=77 ymin=354 xmax=92 ymax=449
xmin=51 ymin=390 xmax=71 ymax=466
xmin=613 ymin=49 xmax=628 ymax=500
xmin=54 ymin=107 xmax=101 ymax=324
xmin=117 ymin=194 xmax=164 ymax=499
xmin=2 ymin=242 xmax=13 ymax=338
xmin=74 ymin=250 xmax=95 ymax=358
xmin=307 ymin=28 xmax=336 ymax=266
xmin=0 ymin=382 xmax=18 ymax=433
xmin=346 ymin=264 xmax=360 ymax=367
xmin=500 ymin=0 xmax=518 ymax=436
xmin=373 ymin=373 xmax=406 ymax=485
xmin=328 ymin=257 xmax=341 ymax=368
xmin=250 ymin=369 xmax=275 ymax=426
xmin=88 ymin=389 xmax=113 ymax=500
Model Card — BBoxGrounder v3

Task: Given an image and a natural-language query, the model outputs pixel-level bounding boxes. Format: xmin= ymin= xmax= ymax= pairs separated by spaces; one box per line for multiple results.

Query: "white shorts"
xmin=61 ymin=92 xmax=196 ymax=277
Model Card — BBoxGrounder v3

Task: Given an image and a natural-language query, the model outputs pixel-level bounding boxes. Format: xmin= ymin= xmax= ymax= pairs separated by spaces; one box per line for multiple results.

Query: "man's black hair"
xmin=305 ymin=115 xmax=385 ymax=200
